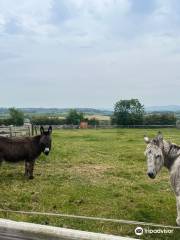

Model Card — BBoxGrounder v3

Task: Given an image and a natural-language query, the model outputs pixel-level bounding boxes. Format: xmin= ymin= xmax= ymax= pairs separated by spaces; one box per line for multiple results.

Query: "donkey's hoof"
xmin=176 ymin=218 xmax=180 ymax=226
xmin=29 ymin=176 xmax=34 ymax=180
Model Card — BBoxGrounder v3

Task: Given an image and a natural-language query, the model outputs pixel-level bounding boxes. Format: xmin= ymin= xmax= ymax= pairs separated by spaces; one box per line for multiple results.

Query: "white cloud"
xmin=0 ymin=0 xmax=180 ymax=107
xmin=0 ymin=0 xmax=53 ymax=35
xmin=68 ymin=0 xmax=131 ymax=15
xmin=0 ymin=0 xmax=132 ymax=40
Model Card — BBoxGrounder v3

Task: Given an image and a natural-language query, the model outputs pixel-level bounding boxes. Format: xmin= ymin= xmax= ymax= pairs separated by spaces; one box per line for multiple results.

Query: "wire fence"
xmin=0 ymin=209 xmax=180 ymax=230
xmin=33 ymin=124 xmax=176 ymax=130
xmin=0 ymin=124 xmax=177 ymax=138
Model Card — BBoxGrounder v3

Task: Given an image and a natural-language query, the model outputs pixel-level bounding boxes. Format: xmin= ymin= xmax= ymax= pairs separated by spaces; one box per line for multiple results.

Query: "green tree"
xmin=9 ymin=108 xmax=24 ymax=126
xmin=144 ymin=113 xmax=176 ymax=125
xmin=88 ymin=118 xmax=99 ymax=126
xmin=31 ymin=116 xmax=66 ymax=125
xmin=66 ymin=109 xmax=84 ymax=125
xmin=112 ymin=99 xmax=144 ymax=125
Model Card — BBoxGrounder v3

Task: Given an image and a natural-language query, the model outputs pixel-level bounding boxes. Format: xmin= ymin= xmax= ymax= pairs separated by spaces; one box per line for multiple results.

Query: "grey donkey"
xmin=144 ymin=132 xmax=180 ymax=225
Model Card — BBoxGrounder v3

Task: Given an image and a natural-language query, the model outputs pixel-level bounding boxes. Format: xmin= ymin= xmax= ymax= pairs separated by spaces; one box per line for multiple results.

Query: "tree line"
xmin=0 ymin=108 xmax=99 ymax=126
xmin=31 ymin=109 xmax=99 ymax=126
xmin=0 ymin=101 xmax=177 ymax=126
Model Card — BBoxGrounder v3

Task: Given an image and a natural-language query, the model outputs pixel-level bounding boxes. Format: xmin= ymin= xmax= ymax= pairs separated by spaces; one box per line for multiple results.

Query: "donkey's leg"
xmin=24 ymin=161 xmax=29 ymax=177
xmin=176 ymin=196 xmax=180 ymax=225
xmin=170 ymin=171 xmax=180 ymax=225
xmin=24 ymin=160 xmax=35 ymax=179
xmin=0 ymin=154 xmax=3 ymax=167
xmin=28 ymin=160 xmax=35 ymax=179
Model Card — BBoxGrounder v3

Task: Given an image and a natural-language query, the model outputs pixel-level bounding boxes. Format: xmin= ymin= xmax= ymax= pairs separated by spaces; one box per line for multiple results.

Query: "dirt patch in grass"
xmin=69 ymin=163 xmax=114 ymax=177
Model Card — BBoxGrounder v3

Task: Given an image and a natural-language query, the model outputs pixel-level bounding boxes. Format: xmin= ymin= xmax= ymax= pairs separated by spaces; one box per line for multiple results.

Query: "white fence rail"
xmin=0 ymin=218 xmax=136 ymax=240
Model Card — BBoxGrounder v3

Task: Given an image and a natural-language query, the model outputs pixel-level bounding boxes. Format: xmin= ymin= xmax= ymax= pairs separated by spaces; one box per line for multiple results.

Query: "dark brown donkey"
xmin=0 ymin=126 xmax=52 ymax=179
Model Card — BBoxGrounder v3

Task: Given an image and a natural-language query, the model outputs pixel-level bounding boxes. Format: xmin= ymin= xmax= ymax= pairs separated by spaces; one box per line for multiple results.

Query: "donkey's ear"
xmin=40 ymin=126 xmax=44 ymax=135
xmin=157 ymin=131 xmax=163 ymax=141
xmin=144 ymin=135 xmax=150 ymax=144
xmin=48 ymin=126 xmax=52 ymax=134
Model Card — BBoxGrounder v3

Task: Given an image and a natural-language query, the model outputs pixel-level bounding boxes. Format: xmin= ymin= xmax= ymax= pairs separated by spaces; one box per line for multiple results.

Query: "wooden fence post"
xmin=9 ymin=126 xmax=13 ymax=138
xmin=32 ymin=124 xmax=34 ymax=136
xmin=35 ymin=126 xmax=37 ymax=135
xmin=28 ymin=126 xmax=31 ymax=136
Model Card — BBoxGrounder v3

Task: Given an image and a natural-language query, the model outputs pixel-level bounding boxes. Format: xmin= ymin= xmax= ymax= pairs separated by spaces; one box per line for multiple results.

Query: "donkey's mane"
xmin=163 ymin=139 xmax=180 ymax=169
xmin=170 ymin=143 xmax=180 ymax=149
xmin=165 ymin=140 xmax=180 ymax=152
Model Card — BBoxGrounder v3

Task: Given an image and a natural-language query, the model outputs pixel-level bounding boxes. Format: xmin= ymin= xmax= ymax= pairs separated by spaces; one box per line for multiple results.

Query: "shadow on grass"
xmin=0 ymin=171 xmax=30 ymax=184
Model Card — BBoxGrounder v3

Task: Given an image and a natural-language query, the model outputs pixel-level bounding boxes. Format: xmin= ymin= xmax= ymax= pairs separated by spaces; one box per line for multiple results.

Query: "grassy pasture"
xmin=0 ymin=128 xmax=180 ymax=239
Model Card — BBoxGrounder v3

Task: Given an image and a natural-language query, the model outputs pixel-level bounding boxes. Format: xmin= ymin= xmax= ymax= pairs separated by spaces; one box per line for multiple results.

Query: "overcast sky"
xmin=0 ymin=0 xmax=180 ymax=108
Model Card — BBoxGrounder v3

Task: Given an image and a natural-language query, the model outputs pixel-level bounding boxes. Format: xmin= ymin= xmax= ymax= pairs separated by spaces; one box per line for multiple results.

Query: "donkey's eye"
xmin=156 ymin=154 xmax=161 ymax=158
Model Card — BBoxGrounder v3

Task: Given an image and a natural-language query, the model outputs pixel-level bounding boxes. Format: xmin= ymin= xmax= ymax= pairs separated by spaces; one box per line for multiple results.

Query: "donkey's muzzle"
xmin=44 ymin=147 xmax=50 ymax=155
xmin=147 ymin=172 xmax=155 ymax=179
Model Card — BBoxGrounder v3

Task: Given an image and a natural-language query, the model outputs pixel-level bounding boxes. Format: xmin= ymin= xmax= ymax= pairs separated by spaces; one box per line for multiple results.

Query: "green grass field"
xmin=0 ymin=128 xmax=180 ymax=239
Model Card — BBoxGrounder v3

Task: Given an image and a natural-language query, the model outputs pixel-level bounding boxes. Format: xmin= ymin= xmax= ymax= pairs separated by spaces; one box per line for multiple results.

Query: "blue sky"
xmin=0 ymin=0 xmax=180 ymax=108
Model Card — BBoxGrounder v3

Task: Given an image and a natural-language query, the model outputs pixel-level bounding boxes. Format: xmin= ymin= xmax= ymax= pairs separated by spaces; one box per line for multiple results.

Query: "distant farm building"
xmin=80 ymin=122 xmax=88 ymax=129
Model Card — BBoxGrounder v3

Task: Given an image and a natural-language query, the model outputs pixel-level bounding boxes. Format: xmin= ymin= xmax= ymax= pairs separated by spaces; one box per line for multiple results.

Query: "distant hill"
xmin=1 ymin=105 xmax=180 ymax=116
xmin=0 ymin=108 xmax=113 ymax=116
xmin=146 ymin=105 xmax=180 ymax=113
